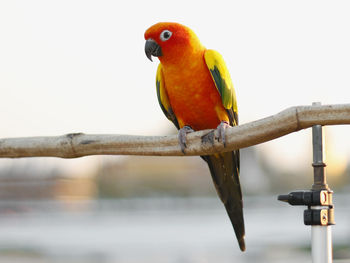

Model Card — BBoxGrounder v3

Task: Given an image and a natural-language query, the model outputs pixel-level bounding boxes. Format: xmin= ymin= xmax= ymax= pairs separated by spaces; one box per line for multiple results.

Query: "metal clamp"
xmin=304 ymin=206 xmax=335 ymax=226
xmin=278 ymin=189 xmax=335 ymax=226
xmin=278 ymin=190 xmax=332 ymax=206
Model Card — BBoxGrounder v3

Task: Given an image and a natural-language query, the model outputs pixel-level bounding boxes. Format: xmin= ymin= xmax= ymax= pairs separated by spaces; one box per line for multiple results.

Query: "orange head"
xmin=144 ymin=22 xmax=204 ymax=65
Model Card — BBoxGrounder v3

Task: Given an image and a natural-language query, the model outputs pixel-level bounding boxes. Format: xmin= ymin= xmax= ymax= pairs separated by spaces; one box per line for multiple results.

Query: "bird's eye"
xmin=160 ymin=30 xmax=172 ymax=41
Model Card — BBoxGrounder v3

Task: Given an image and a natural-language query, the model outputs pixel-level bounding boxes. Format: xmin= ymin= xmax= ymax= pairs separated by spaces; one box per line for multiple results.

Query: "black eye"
xmin=164 ymin=31 xmax=170 ymax=38
xmin=160 ymin=30 xmax=172 ymax=41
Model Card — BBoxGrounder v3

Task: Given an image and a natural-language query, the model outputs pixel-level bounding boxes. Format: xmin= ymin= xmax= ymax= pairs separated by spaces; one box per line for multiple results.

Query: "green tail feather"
xmin=202 ymin=150 xmax=245 ymax=251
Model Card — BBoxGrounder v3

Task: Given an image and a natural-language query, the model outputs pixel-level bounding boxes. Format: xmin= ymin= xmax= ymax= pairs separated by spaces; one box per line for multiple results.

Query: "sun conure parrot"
xmin=144 ymin=22 xmax=245 ymax=251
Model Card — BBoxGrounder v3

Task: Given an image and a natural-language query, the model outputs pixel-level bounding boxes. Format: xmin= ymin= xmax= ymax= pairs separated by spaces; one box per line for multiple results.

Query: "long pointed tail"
xmin=202 ymin=150 xmax=245 ymax=251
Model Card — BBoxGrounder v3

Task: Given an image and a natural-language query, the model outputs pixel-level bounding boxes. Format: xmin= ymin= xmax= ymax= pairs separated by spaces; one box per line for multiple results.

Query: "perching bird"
xmin=144 ymin=22 xmax=245 ymax=251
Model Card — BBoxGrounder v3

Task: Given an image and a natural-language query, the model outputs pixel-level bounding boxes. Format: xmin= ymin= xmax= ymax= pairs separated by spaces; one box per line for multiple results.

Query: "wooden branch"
xmin=1 ymin=103 xmax=350 ymax=158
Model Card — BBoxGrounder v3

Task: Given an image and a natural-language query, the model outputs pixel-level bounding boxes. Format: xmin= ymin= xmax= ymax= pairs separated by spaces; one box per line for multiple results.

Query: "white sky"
xmin=0 ymin=0 xmax=350 ymax=175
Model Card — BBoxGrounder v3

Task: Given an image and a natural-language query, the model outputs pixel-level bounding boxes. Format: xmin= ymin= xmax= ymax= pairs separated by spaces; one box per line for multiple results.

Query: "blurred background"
xmin=0 ymin=0 xmax=350 ymax=262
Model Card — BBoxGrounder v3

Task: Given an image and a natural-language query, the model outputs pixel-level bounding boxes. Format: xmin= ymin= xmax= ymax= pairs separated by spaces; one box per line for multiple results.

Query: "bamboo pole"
xmin=0 ymin=103 xmax=349 ymax=158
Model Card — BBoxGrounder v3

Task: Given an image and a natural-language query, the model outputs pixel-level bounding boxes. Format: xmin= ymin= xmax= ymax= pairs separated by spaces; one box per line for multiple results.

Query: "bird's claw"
xmin=178 ymin=125 xmax=194 ymax=153
xmin=216 ymin=121 xmax=230 ymax=147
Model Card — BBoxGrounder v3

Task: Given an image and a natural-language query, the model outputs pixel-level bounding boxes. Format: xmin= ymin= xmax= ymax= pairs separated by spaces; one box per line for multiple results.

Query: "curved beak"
xmin=145 ymin=39 xmax=162 ymax=61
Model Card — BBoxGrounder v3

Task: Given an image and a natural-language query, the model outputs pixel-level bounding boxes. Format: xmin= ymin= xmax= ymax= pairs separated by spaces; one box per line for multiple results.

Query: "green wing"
xmin=156 ymin=64 xmax=179 ymax=129
xmin=204 ymin=49 xmax=238 ymax=126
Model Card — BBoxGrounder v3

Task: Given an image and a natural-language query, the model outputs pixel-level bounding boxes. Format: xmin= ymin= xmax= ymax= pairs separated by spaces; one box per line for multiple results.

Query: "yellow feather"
xmin=156 ymin=64 xmax=171 ymax=113
xmin=204 ymin=49 xmax=238 ymax=113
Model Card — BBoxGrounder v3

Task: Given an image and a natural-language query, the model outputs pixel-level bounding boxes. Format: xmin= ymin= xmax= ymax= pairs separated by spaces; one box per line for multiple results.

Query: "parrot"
xmin=144 ymin=22 xmax=245 ymax=251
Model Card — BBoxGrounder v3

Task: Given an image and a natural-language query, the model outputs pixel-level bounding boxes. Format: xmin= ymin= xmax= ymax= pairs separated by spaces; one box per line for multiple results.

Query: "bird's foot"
xmin=178 ymin=125 xmax=194 ymax=153
xmin=216 ymin=121 xmax=230 ymax=147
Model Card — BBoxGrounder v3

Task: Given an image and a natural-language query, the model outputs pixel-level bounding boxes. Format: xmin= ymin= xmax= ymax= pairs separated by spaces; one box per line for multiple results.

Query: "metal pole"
xmin=312 ymin=225 xmax=332 ymax=262
xmin=312 ymin=124 xmax=328 ymax=191
xmin=278 ymin=102 xmax=335 ymax=263
xmin=311 ymin=103 xmax=333 ymax=262
xmin=278 ymin=102 xmax=335 ymax=262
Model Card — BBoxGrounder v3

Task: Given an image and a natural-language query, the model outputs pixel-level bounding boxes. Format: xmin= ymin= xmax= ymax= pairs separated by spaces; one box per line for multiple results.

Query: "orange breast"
xmin=162 ymin=55 xmax=229 ymax=131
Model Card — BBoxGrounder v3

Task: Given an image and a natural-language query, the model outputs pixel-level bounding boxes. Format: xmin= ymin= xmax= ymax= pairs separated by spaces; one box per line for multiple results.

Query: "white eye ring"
xmin=160 ymin=30 xmax=172 ymax=41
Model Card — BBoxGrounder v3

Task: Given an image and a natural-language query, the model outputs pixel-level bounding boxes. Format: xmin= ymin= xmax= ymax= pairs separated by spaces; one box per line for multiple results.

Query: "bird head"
xmin=144 ymin=22 xmax=204 ymax=64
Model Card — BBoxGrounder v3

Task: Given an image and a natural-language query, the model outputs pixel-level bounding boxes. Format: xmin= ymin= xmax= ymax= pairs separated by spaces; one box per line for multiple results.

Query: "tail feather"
xmin=202 ymin=150 xmax=245 ymax=251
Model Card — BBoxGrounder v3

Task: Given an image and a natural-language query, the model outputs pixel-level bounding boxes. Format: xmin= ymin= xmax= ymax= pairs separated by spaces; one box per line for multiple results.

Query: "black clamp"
xmin=278 ymin=190 xmax=335 ymax=226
